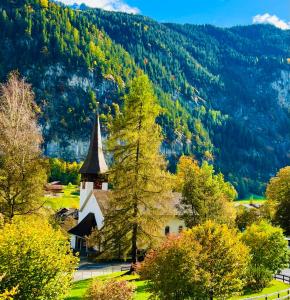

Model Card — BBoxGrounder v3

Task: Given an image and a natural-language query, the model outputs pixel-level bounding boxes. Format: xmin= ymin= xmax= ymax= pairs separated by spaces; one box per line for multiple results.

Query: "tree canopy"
xmin=266 ymin=166 xmax=290 ymax=235
xmin=0 ymin=73 xmax=47 ymax=221
xmin=0 ymin=216 xmax=78 ymax=299
xmin=103 ymin=73 xmax=172 ymax=263
xmin=176 ymin=155 xmax=237 ymax=227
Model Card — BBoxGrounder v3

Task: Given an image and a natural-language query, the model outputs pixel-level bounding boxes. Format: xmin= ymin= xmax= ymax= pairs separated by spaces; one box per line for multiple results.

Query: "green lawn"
xmin=66 ymin=273 xmax=289 ymax=300
xmin=235 ymin=194 xmax=266 ymax=205
xmin=44 ymin=184 xmax=80 ymax=210
xmin=231 ymin=280 xmax=290 ymax=299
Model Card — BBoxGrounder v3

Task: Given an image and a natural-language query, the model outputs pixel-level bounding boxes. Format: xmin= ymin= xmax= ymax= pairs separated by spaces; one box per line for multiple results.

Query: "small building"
xmin=68 ymin=115 xmax=185 ymax=254
xmin=45 ymin=181 xmax=64 ymax=194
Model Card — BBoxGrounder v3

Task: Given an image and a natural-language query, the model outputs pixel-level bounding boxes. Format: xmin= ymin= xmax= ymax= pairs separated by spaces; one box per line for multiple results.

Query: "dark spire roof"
xmin=79 ymin=115 xmax=108 ymax=175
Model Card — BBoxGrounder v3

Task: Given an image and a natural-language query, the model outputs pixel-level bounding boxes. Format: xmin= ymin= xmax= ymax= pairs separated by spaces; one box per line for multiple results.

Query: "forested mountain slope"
xmin=84 ymin=8 xmax=290 ymax=196
xmin=0 ymin=0 xmax=289 ymax=197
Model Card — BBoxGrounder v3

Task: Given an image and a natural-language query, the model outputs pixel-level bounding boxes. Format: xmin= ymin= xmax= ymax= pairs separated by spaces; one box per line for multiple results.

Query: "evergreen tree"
xmin=104 ymin=73 xmax=172 ymax=263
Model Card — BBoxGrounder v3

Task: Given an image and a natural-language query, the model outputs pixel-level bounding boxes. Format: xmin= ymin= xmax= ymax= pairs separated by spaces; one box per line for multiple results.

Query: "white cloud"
xmin=59 ymin=0 xmax=140 ymax=14
xmin=253 ymin=13 xmax=290 ymax=30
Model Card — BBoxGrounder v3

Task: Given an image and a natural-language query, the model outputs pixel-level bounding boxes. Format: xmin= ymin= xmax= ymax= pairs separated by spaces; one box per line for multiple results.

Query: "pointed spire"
xmin=80 ymin=115 xmax=108 ymax=178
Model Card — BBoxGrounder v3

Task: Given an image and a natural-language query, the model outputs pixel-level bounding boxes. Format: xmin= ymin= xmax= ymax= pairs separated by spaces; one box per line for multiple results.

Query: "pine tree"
xmin=104 ymin=73 xmax=172 ymax=263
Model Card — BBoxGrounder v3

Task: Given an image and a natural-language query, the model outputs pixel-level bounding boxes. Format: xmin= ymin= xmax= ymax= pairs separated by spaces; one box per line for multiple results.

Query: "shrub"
xmin=138 ymin=234 xmax=202 ymax=299
xmin=242 ymin=221 xmax=288 ymax=290
xmin=85 ymin=278 xmax=135 ymax=300
xmin=245 ymin=266 xmax=273 ymax=292
xmin=0 ymin=216 xmax=78 ymax=299
xmin=139 ymin=221 xmax=249 ymax=299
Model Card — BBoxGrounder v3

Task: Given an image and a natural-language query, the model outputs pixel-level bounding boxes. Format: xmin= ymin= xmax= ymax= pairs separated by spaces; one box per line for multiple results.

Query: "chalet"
xmin=68 ymin=115 xmax=185 ymax=254
xmin=45 ymin=181 xmax=64 ymax=194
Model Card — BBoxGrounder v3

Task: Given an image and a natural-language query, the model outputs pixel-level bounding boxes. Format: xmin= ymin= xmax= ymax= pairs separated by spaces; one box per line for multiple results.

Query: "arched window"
xmin=178 ymin=225 xmax=183 ymax=233
xmin=165 ymin=226 xmax=170 ymax=235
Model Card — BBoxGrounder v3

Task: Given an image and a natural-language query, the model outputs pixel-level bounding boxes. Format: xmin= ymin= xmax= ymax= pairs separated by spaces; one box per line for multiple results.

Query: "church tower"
xmin=69 ymin=115 xmax=109 ymax=251
xmin=79 ymin=115 xmax=108 ymax=210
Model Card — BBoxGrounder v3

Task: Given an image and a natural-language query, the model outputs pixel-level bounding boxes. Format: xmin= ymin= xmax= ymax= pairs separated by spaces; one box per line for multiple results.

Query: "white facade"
xmin=78 ymin=182 xmax=106 ymax=228
xmin=70 ymin=181 xmax=108 ymax=250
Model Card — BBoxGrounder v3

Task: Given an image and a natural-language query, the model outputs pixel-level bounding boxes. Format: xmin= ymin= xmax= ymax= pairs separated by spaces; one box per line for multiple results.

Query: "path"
xmin=74 ymin=259 xmax=130 ymax=281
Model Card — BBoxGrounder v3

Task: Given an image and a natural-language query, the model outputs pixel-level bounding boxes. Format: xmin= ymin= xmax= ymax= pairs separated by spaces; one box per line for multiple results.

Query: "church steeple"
xmin=80 ymin=115 xmax=108 ymax=187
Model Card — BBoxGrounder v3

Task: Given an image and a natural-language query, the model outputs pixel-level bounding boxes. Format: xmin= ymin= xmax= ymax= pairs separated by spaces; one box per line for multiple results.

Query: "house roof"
xmin=68 ymin=213 xmax=97 ymax=237
xmin=93 ymin=189 xmax=110 ymax=214
xmin=92 ymin=190 xmax=181 ymax=216
xmin=79 ymin=115 xmax=108 ymax=176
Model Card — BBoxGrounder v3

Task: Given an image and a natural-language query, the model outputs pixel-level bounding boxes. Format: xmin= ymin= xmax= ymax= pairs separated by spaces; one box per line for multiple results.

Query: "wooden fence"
xmin=274 ymin=274 xmax=290 ymax=284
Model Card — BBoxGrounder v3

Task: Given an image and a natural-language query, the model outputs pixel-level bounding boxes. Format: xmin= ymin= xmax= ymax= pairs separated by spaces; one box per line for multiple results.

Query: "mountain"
xmin=0 ymin=0 xmax=289 ymax=197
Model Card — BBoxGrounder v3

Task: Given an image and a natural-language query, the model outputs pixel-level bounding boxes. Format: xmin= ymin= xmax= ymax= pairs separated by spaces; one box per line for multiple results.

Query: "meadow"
xmin=66 ymin=273 xmax=289 ymax=300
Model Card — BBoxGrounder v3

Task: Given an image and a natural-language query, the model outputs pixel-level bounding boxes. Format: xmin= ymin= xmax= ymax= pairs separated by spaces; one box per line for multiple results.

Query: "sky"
xmin=59 ymin=0 xmax=290 ymax=29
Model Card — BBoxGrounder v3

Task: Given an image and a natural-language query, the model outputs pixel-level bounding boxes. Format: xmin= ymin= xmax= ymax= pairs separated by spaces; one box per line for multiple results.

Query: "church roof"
xmin=79 ymin=115 xmax=108 ymax=175
xmin=93 ymin=189 xmax=110 ymax=214
xmin=68 ymin=213 xmax=97 ymax=237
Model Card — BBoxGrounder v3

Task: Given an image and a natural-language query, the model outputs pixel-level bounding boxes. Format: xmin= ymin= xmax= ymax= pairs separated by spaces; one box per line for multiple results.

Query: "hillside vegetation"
xmin=0 ymin=0 xmax=289 ymax=196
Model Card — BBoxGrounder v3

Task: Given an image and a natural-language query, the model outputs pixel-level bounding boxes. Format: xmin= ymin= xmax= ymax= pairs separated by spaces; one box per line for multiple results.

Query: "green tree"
xmin=48 ymin=158 xmax=81 ymax=185
xmin=242 ymin=221 xmax=288 ymax=290
xmin=177 ymin=156 xmax=237 ymax=227
xmin=266 ymin=166 xmax=290 ymax=234
xmin=39 ymin=0 xmax=48 ymax=8
xmin=139 ymin=221 xmax=249 ymax=299
xmin=0 ymin=73 xmax=47 ymax=221
xmin=0 ymin=216 xmax=78 ymax=299
xmin=105 ymin=73 xmax=172 ymax=263
xmin=236 ymin=202 xmax=275 ymax=231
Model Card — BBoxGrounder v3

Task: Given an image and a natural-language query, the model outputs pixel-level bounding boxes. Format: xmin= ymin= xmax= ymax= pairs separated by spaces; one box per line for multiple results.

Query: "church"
xmin=69 ymin=115 xmax=185 ymax=254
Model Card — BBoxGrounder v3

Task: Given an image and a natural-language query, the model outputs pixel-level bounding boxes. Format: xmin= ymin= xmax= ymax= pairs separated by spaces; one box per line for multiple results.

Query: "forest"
xmin=0 ymin=0 xmax=289 ymax=197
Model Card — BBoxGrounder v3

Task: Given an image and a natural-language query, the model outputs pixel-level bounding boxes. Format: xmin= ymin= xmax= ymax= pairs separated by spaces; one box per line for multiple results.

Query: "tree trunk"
xmin=131 ymin=222 xmax=138 ymax=264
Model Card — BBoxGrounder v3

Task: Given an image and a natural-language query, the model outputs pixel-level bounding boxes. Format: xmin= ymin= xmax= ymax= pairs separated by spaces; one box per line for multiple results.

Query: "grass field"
xmin=231 ymin=280 xmax=290 ymax=299
xmin=235 ymin=194 xmax=266 ymax=205
xmin=44 ymin=184 xmax=80 ymax=210
xmin=65 ymin=273 xmax=289 ymax=300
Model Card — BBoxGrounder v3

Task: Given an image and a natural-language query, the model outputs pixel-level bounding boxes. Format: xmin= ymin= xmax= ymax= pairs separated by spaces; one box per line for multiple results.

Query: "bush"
xmin=245 ymin=266 xmax=273 ymax=292
xmin=138 ymin=234 xmax=202 ymax=299
xmin=139 ymin=221 xmax=249 ymax=299
xmin=85 ymin=278 xmax=135 ymax=300
xmin=242 ymin=221 xmax=288 ymax=290
xmin=0 ymin=216 xmax=78 ymax=299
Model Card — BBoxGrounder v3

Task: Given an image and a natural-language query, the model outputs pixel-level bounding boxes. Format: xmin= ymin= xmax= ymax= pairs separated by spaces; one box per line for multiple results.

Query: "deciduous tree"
xmin=176 ymin=156 xmax=237 ymax=227
xmin=0 ymin=216 xmax=78 ymax=299
xmin=242 ymin=221 xmax=288 ymax=290
xmin=0 ymin=73 xmax=47 ymax=221
xmin=139 ymin=221 xmax=249 ymax=299
xmin=266 ymin=166 xmax=290 ymax=234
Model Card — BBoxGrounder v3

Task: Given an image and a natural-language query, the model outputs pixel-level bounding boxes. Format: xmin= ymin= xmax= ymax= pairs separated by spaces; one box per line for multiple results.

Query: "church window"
xmin=165 ymin=226 xmax=170 ymax=235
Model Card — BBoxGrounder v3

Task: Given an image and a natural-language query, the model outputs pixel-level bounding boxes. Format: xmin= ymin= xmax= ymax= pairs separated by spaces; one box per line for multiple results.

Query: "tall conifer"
xmin=105 ymin=73 xmax=172 ymax=263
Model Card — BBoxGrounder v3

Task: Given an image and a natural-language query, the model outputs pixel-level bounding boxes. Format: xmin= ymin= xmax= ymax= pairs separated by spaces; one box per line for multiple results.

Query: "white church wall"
xmin=102 ymin=182 xmax=108 ymax=191
xmin=70 ymin=235 xmax=76 ymax=249
xmin=80 ymin=181 xmax=94 ymax=209
xmin=79 ymin=194 xmax=105 ymax=229
xmin=163 ymin=217 xmax=186 ymax=235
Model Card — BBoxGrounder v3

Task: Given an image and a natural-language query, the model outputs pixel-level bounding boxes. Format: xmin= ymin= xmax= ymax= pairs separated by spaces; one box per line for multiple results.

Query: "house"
xmin=45 ymin=181 xmax=64 ymax=194
xmin=68 ymin=115 xmax=185 ymax=254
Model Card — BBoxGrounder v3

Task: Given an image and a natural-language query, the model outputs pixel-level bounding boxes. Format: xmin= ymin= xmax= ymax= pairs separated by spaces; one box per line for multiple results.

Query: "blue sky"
xmin=59 ymin=0 xmax=290 ymax=29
